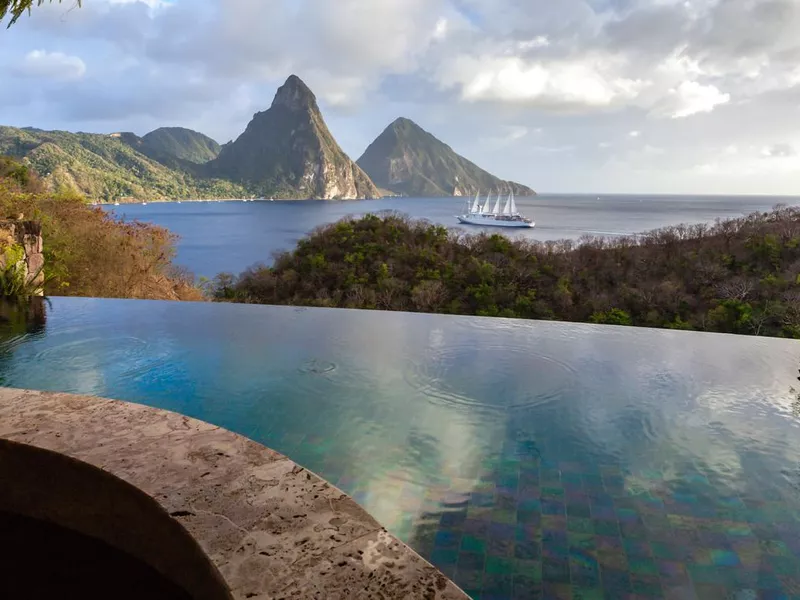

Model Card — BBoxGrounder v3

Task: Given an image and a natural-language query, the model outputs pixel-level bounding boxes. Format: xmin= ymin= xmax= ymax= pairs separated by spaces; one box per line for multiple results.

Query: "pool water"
xmin=1 ymin=297 xmax=799 ymax=599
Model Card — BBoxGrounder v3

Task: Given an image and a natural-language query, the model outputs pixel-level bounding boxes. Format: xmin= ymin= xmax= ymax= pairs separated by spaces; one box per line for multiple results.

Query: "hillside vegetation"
xmin=0 ymin=158 xmax=201 ymax=300
xmin=0 ymin=126 xmax=247 ymax=201
xmin=139 ymin=127 xmax=221 ymax=164
xmin=212 ymin=208 xmax=800 ymax=338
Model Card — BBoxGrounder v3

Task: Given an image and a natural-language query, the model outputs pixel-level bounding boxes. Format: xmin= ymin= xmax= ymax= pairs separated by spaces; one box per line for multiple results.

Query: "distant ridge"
xmin=0 ymin=125 xmax=245 ymax=201
xmin=139 ymin=127 xmax=221 ymax=164
xmin=357 ymin=117 xmax=535 ymax=197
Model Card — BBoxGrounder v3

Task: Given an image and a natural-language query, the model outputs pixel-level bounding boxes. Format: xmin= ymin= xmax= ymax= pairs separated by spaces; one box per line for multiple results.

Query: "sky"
xmin=2 ymin=0 xmax=800 ymax=194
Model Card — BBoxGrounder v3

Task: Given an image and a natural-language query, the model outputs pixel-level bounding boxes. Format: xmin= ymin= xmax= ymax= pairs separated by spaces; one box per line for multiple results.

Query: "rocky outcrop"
xmin=206 ymin=75 xmax=380 ymax=200
xmin=357 ymin=117 xmax=535 ymax=198
xmin=0 ymin=218 xmax=44 ymax=296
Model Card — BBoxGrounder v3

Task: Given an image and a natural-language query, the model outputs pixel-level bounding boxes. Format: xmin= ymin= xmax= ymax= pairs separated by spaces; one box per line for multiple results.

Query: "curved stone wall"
xmin=0 ymin=388 xmax=468 ymax=599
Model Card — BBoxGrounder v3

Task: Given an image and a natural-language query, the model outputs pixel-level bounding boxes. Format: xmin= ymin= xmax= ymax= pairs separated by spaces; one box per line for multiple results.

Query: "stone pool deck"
xmin=0 ymin=388 xmax=468 ymax=600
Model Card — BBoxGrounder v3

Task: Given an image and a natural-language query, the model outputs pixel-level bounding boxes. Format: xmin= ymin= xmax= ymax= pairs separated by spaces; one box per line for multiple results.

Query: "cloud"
xmin=436 ymin=54 xmax=647 ymax=109
xmin=4 ymin=0 xmax=800 ymax=193
xmin=660 ymin=81 xmax=731 ymax=119
xmin=761 ymin=143 xmax=795 ymax=158
xmin=16 ymin=50 xmax=86 ymax=81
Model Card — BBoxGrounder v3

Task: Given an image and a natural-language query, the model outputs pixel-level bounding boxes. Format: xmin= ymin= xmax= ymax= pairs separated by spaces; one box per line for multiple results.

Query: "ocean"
xmin=105 ymin=194 xmax=800 ymax=279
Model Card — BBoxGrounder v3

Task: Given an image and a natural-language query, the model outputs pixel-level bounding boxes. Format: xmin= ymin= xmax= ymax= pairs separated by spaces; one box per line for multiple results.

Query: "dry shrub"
xmin=0 ymin=175 xmax=201 ymax=301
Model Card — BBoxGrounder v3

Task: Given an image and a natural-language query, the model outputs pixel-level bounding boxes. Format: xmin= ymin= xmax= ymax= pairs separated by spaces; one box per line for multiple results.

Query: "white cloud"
xmin=437 ymin=55 xmax=647 ymax=109
xmin=628 ymin=130 xmax=641 ymax=138
xmin=662 ymin=80 xmax=731 ymax=118
xmin=761 ymin=143 xmax=795 ymax=158
xmin=517 ymin=36 xmax=550 ymax=50
xmin=18 ymin=50 xmax=86 ymax=81
xmin=484 ymin=125 xmax=530 ymax=147
xmin=433 ymin=17 xmax=448 ymax=40
xmin=5 ymin=0 xmax=800 ymax=193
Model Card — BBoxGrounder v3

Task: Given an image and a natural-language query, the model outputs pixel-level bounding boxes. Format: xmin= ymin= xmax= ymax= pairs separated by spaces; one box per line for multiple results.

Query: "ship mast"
xmin=492 ymin=191 xmax=502 ymax=215
xmin=481 ymin=192 xmax=493 ymax=214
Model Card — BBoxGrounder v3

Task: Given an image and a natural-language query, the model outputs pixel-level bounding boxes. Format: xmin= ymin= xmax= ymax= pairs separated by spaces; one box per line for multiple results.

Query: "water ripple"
xmin=404 ymin=343 xmax=577 ymax=412
xmin=298 ymin=359 xmax=337 ymax=375
xmin=34 ymin=336 xmax=170 ymax=383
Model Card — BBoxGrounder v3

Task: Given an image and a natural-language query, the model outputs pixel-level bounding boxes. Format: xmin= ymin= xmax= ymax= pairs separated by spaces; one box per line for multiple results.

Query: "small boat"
xmin=457 ymin=191 xmax=534 ymax=228
xmin=113 ymin=201 xmax=120 ymax=206
xmin=142 ymin=201 xmax=147 ymax=206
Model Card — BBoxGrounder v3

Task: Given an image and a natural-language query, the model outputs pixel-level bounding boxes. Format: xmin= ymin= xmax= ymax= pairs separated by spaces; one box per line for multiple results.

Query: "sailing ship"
xmin=457 ymin=190 xmax=534 ymax=228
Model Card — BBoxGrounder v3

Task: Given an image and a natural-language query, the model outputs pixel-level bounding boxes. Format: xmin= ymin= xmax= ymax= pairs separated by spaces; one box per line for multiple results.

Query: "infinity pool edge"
xmin=0 ymin=387 xmax=468 ymax=599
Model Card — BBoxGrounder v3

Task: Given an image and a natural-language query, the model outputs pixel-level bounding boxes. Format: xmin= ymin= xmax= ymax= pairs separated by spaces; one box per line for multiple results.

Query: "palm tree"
xmin=1 ymin=0 xmax=80 ymax=28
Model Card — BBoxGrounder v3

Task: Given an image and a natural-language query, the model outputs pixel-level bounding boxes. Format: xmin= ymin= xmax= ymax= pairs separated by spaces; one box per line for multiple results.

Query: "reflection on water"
xmin=1 ymin=298 xmax=800 ymax=599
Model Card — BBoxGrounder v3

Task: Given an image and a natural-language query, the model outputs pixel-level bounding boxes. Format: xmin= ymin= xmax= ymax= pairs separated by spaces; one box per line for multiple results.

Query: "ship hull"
xmin=457 ymin=215 xmax=535 ymax=228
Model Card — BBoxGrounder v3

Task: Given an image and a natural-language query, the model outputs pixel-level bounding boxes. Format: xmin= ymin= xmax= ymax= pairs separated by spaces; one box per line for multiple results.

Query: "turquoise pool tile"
xmin=462 ymin=534 xmax=486 ymax=554
xmin=516 ymin=559 xmax=542 ymax=578
xmin=542 ymin=557 xmax=571 ymax=584
xmin=623 ymin=539 xmax=651 ymax=558
xmin=487 ymin=536 xmax=515 ymax=559
xmin=514 ymin=540 xmax=541 ymax=560
xmin=430 ymin=547 xmax=459 ymax=567
xmin=691 ymin=583 xmax=730 ymax=599
xmin=512 ymin=572 xmax=541 ymax=595
xmin=769 ymin=555 xmax=800 ymax=576
xmin=486 ymin=555 xmax=516 ymax=575
xmin=688 ymin=565 xmax=729 ymax=585
xmin=629 ymin=574 xmax=662 ymax=597
xmin=453 ymin=567 xmax=484 ymax=591
xmin=710 ymin=549 xmax=740 ymax=566
xmin=435 ymin=530 xmax=462 ymax=549
xmin=568 ymin=503 xmax=592 ymax=519
xmin=592 ymin=519 xmax=620 ymax=537
xmin=568 ymin=517 xmax=594 ymax=534
xmin=492 ymin=508 xmax=517 ymax=524
xmin=570 ymin=586 xmax=604 ymax=600
xmin=542 ymin=486 xmax=565 ymax=499
xmin=628 ymin=556 xmax=658 ymax=576
xmin=457 ymin=551 xmax=486 ymax=571
xmin=483 ymin=573 xmax=514 ymax=597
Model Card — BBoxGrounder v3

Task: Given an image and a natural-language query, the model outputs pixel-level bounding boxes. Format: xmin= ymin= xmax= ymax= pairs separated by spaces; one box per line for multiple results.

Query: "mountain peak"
xmin=389 ymin=117 xmax=421 ymax=133
xmin=271 ymin=74 xmax=318 ymax=111
xmin=206 ymin=76 xmax=379 ymax=199
xmin=357 ymin=118 xmax=536 ymax=198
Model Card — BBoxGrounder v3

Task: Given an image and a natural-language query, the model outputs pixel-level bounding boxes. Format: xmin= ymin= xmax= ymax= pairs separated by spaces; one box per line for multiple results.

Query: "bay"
xmin=106 ymin=193 xmax=800 ymax=279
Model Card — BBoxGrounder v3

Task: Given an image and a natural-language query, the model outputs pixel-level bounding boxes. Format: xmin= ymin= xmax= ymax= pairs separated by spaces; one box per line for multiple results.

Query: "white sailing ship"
xmin=457 ymin=190 xmax=534 ymax=228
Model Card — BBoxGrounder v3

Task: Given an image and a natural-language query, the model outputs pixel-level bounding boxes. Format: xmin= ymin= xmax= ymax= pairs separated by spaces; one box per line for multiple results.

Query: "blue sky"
xmin=2 ymin=0 xmax=800 ymax=194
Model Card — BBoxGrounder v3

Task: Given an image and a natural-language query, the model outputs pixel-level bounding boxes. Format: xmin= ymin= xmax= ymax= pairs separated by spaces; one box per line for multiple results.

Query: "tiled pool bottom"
xmin=285 ymin=439 xmax=800 ymax=600
xmin=395 ymin=460 xmax=800 ymax=599
xmin=1 ymin=298 xmax=799 ymax=600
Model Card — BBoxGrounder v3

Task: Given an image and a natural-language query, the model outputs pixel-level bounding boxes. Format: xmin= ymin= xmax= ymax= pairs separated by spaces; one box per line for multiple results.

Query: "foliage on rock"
xmin=0 ymin=158 xmax=202 ymax=300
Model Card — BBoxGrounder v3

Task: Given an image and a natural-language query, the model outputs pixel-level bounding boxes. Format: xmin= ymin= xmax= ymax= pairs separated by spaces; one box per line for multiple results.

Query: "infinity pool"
xmin=2 ymin=297 xmax=799 ymax=599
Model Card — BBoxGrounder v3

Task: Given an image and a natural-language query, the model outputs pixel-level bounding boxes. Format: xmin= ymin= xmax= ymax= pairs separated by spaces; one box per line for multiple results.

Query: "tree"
xmin=1 ymin=0 xmax=79 ymax=27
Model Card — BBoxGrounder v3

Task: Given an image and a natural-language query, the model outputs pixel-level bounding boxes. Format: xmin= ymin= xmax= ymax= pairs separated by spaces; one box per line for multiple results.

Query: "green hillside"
xmin=0 ymin=126 xmax=246 ymax=202
xmin=139 ymin=127 xmax=221 ymax=164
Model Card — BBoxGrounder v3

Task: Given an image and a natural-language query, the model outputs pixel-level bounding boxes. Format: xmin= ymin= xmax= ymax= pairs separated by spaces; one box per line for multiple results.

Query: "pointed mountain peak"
xmin=357 ymin=118 xmax=536 ymax=198
xmin=271 ymin=74 xmax=318 ymax=111
xmin=389 ymin=117 xmax=420 ymax=132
